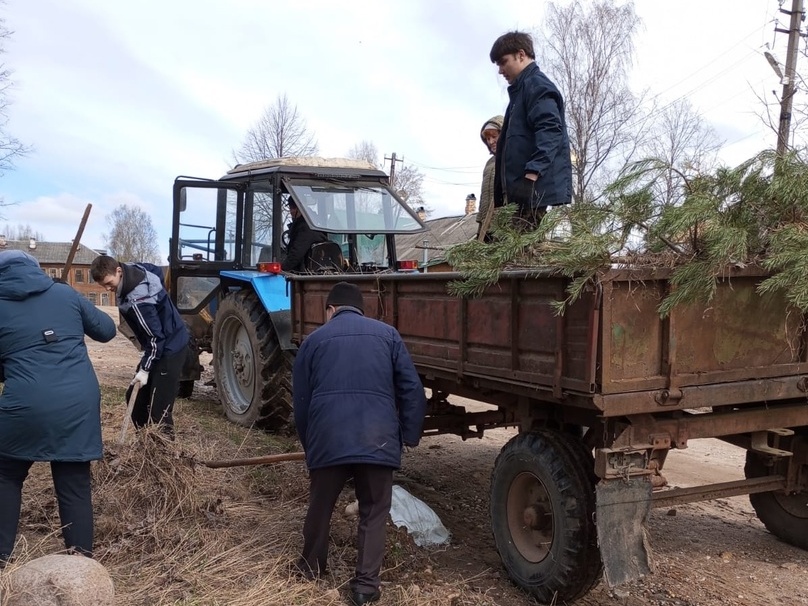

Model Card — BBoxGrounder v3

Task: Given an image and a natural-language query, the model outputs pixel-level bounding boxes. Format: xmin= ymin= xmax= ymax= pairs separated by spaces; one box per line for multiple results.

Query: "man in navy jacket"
xmin=293 ymin=282 xmax=427 ymax=605
xmin=490 ymin=30 xmax=572 ymax=228
xmin=91 ymin=255 xmax=189 ymax=435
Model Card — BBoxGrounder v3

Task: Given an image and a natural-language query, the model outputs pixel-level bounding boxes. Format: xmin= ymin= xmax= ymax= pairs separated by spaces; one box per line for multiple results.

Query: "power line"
xmin=642 ymin=23 xmax=772 ymax=104
xmin=405 ymin=158 xmax=482 ymax=173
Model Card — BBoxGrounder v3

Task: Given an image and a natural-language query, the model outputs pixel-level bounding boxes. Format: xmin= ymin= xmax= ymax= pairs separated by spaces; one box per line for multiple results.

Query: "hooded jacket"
xmin=292 ymin=307 xmax=427 ymax=470
xmin=0 ymin=250 xmax=116 ymax=461
xmin=117 ymin=262 xmax=189 ymax=371
xmin=494 ymin=61 xmax=572 ymax=210
xmin=477 ymin=115 xmax=504 ymax=230
xmin=281 ymin=215 xmax=329 ymax=272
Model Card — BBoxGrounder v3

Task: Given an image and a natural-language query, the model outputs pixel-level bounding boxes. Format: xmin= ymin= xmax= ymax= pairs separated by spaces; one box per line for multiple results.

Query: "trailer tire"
xmin=746 ymin=431 xmax=808 ymax=550
xmin=213 ymin=289 xmax=293 ymax=430
xmin=491 ymin=429 xmax=601 ymax=603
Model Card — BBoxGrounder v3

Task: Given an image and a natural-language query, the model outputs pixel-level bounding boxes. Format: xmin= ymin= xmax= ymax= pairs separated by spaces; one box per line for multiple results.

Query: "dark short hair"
xmin=90 ymin=255 xmax=120 ymax=281
xmin=489 ymin=31 xmax=535 ymax=63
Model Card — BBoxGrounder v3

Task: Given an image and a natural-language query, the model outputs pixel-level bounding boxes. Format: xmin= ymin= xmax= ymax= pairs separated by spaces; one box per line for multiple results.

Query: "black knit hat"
xmin=325 ymin=281 xmax=364 ymax=313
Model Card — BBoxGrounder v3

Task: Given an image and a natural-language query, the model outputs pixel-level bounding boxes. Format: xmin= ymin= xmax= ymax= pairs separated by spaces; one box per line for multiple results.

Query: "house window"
xmin=75 ymin=269 xmax=85 ymax=283
xmin=101 ymin=293 xmax=110 ymax=306
xmin=88 ymin=292 xmax=98 ymax=305
xmin=48 ymin=268 xmax=58 ymax=279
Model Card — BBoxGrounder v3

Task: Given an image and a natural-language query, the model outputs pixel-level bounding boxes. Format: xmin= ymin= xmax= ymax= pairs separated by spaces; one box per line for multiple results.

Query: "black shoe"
xmin=348 ymin=590 xmax=381 ymax=605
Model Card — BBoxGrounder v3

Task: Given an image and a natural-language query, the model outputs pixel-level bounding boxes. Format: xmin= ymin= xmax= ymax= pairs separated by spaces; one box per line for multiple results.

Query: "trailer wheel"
xmin=213 ymin=290 xmax=293 ymax=429
xmin=745 ymin=431 xmax=808 ymax=550
xmin=491 ymin=429 xmax=601 ymax=603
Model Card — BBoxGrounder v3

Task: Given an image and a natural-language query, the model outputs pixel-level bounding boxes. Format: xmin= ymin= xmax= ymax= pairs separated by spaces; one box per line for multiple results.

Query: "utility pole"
xmin=384 ymin=152 xmax=403 ymax=186
xmin=776 ymin=0 xmax=805 ymax=156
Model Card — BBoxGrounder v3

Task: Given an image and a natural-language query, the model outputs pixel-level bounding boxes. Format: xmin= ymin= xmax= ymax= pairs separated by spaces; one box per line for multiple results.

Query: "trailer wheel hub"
xmin=506 ymin=471 xmax=554 ymax=563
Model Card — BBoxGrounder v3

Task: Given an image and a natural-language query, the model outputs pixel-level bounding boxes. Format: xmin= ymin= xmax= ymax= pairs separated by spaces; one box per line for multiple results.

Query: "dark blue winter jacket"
xmin=0 ymin=250 xmax=116 ymax=461
xmin=292 ymin=307 xmax=427 ymax=471
xmin=495 ymin=61 xmax=572 ymax=210
xmin=117 ymin=262 xmax=189 ymax=371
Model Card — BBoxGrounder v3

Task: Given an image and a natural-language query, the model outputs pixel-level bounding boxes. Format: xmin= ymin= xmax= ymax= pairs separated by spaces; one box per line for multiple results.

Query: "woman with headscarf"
xmin=476 ymin=114 xmax=504 ymax=241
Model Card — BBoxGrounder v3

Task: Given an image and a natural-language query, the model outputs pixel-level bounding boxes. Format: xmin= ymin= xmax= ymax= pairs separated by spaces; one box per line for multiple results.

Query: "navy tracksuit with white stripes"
xmin=118 ymin=263 xmax=189 ymax=433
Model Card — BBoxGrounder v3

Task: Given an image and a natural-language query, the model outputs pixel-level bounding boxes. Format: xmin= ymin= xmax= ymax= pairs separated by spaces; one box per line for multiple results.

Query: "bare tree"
xmin=764 ymin=43 xmax=808 ymax=152
xmin=642 ymin=98 xmax=723 ymax=206
xmin=347 ymin=142 xmax=431 ymax=215
xmin=2 ymin=223 xmax=44 ymax=240
xmin=346 ymin=140 xmax=381 ymax=167
xmin=234 ymin=93 xmax=318 ymax=164
xmin=539 ymin=0 xmax=646 ymax=203
xmin=393 ymin=165 xmax=427 ymax=210
xmin=0 ymin=11 xmax=29 ymax=210
xmin=104 ymin=204 xmax=161 ymax=263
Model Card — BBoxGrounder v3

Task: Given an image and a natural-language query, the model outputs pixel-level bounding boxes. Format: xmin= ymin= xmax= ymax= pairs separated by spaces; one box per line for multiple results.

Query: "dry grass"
xmin=1 ymin=387 xmax=499 ymax=606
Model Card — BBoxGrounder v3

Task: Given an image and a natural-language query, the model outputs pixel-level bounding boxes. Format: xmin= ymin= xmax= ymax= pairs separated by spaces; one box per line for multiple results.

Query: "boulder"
xmin=3 ymin=554 xmax=114 ymax=606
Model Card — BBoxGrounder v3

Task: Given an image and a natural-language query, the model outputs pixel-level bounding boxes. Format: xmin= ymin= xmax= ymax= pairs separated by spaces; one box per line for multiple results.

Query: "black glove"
xmin=511 ymin=177 xmax=537 ymax=207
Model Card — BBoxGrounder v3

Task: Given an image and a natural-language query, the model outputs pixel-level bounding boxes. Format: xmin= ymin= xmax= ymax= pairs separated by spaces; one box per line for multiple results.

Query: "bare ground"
xmin=17 ymin=307 xmax=808 ymax=605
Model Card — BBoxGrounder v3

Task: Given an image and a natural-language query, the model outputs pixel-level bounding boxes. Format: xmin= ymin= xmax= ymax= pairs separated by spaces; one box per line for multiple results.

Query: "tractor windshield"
xmin=283 ymin=178 xmax=424 ymax=234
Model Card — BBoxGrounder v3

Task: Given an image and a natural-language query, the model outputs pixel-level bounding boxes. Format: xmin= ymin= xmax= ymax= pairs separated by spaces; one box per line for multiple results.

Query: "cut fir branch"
xmin=446 ymin=150 xmax=808 ymax=317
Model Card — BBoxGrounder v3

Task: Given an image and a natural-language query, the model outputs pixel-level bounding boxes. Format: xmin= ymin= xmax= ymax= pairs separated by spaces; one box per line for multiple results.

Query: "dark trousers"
xmin=0 ymin=458 xmax=93 ymax=559
xmin=299 ymin=464 xmax=394 ymax=594
xmin=127 ymin=349 xmax=185 ymax=431
xmin=513 ymin=205 xmax=547 ymax=230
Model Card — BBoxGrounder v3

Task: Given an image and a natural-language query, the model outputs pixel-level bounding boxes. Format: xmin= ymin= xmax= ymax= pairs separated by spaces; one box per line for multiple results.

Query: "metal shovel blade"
xmin=596 ymin=478 xmax=653 ymax=587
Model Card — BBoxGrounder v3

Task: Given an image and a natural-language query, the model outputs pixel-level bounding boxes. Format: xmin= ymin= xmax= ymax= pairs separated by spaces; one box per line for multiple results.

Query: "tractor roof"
xmin=223 ymin=156 xmax=387 ymax=181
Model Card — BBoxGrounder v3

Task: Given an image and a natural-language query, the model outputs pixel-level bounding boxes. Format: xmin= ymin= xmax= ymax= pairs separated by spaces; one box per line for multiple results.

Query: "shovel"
xmin=117 ymin=382 xmax=141 ymax=445
xmin=199 ymin=451 xmax=306 ymax=469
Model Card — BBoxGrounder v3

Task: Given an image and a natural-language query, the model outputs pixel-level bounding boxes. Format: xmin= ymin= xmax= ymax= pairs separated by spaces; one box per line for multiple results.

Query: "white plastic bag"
xmin=389 ymin=484 xmax=451 ymax=546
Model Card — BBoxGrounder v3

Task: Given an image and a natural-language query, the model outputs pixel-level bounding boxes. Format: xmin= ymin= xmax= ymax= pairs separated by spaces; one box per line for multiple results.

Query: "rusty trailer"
xmin=288 ymin=267 xmax=808 ymax=603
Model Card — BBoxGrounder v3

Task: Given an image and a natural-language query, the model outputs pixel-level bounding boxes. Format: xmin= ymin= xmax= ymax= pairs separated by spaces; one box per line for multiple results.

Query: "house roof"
xmin=0 ymin=240 xmax=103 ymax=265
xmin=396 ymin=214 xmax=477 ymax=266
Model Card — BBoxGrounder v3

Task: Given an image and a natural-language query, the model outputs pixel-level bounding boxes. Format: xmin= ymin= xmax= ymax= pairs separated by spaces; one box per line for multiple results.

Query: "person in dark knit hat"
xmin=292 ymin=281 xmax=427 ymax=605
xmin=281 ymin=198 xmax=328 ymax=272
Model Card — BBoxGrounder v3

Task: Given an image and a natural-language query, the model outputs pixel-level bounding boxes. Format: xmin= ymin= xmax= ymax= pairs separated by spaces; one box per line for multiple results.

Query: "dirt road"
xmin=85 ymin=313 xmax=808 ymax=605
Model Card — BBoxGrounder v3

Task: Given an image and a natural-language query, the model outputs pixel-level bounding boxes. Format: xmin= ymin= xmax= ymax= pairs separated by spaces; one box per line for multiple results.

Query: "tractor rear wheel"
xmin=212 ymin=290 xmax=293 ymax=430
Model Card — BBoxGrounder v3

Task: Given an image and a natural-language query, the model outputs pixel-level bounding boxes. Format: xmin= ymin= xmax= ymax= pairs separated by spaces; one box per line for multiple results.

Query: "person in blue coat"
xmin=90 ymin=255 xmax=189 ymax=436
xmin=0 ymin=250 xmax=116 ymax=564
xmin=293 ymin=282 xmax=427 ymax=606
xmin=490 ymin=30 xmax=572 ymax=228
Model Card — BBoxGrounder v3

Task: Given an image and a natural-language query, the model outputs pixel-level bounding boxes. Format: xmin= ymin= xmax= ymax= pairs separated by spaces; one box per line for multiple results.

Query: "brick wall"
xmin=41 ymin=263 xmax=116 ymax=306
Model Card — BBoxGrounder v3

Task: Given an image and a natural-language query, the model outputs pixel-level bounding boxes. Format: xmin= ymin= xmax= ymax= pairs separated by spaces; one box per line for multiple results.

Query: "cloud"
xmin=0 ymin=190 xmax=171 ymax=259
xmin=0 ymin=0 xmax=784 ymax=254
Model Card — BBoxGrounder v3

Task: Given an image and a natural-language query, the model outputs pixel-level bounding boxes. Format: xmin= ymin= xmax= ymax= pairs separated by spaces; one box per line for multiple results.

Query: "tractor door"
xmin=169 ymin=180 xmax=245 ymax=323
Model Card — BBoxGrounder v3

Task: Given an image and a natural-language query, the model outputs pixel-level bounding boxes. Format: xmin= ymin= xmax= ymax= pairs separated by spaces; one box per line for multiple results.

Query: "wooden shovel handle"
xmin=117 ymin=382 xmax=141 ymax=445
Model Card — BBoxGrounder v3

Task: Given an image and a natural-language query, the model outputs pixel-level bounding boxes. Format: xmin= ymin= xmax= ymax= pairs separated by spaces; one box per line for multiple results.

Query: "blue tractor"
xmin=168 ymin=157 xmax=426 ymax=428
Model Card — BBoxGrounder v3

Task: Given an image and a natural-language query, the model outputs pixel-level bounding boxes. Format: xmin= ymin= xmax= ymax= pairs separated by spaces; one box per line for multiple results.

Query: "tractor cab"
xmin=168 ymin=157 xmax=426 ymax=426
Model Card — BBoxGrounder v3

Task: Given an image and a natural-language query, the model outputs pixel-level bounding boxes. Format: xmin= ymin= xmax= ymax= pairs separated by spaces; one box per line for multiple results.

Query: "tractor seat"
xmin=306 ymin=241 xmax=345 ymax=272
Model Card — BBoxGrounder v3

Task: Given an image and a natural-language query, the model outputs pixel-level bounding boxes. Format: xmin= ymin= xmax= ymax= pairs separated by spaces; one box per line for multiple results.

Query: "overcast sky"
xmin=0 ymin=1 xmax=791 ymax=259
